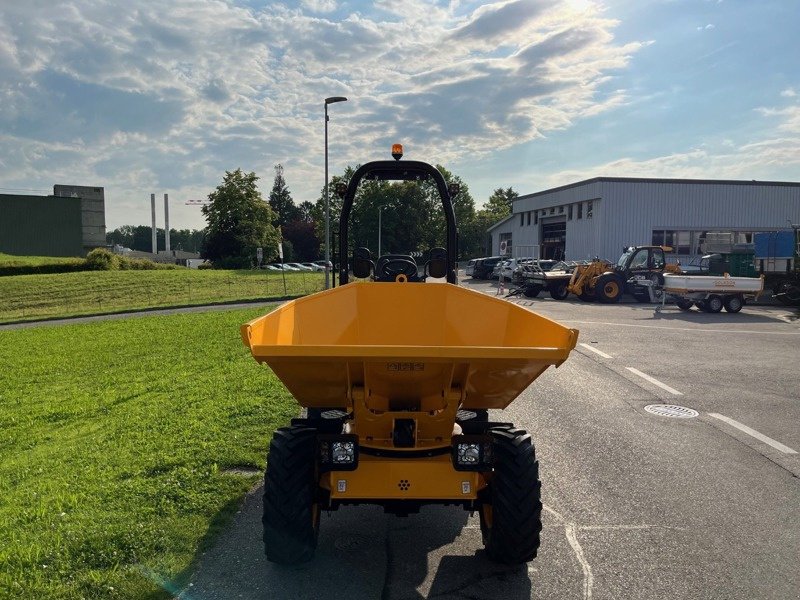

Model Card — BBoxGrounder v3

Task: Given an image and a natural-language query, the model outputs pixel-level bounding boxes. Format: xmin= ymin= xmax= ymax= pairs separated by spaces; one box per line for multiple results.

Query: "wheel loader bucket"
xmin=241 ymin=283 xmax=578 ymax=411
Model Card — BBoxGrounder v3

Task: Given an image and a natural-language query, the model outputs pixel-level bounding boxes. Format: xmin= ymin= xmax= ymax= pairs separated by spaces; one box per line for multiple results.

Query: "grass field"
xmin=0 ymin=253 xmax=84 ymax=267
xmin=0 ymin=307 xmax=297 ymax=599
xmin=0 ymin=269 xmax=324 ymax=323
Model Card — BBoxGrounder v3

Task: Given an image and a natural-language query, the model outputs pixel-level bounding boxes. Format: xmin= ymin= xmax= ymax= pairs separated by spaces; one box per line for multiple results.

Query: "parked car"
xmin=465 ymin=258 xmax=478 ymax=277
xmin=314 ymin=260 xmax=333 ymax=270
xmin=473 ymin=256 xmax=503 ymax=279
xmin=302 ymin=262 xmax=325 ymax=271
xmin=500 ymin=257 xmax=531 ymax=281
xmin=286 ymin=262 xmax=313 ymax=271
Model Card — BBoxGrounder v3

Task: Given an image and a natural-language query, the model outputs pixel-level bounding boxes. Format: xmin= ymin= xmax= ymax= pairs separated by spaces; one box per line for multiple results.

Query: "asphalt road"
xmin=179 ymin=278 xmax=799 ymax=600
xmin=30 ymin=276 xmax=789 ymax=600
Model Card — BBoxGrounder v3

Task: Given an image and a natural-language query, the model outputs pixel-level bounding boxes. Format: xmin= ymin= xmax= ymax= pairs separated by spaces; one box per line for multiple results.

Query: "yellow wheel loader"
xmin=241 ymin=146 xmax=578 ymax=565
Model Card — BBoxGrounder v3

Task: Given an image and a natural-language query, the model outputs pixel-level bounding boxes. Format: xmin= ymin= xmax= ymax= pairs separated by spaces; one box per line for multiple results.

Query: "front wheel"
xmin=479 ymin=428 xmax=542 ymax=564
xmin=595 ymin=275 xmax=623 ymax=303
xmin=550 ymin=283 xmax=569 ymax=300
xmin=523 ymin=284 xmax=542 ymax=298
xmin=263 ymin=426 xmax=320 ymax=564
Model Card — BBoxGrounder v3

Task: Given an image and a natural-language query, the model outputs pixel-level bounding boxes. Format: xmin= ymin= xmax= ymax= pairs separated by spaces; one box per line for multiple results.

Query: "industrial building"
xmin=0 ymin=185 xmax=106 ymax=256
xmin=488 ymin=177 xmax=800 ymax=263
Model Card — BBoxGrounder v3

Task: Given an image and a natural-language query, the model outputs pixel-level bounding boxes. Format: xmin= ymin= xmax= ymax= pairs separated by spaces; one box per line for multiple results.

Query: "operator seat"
xmin=375 ymin=254 xmax=421 ymax=282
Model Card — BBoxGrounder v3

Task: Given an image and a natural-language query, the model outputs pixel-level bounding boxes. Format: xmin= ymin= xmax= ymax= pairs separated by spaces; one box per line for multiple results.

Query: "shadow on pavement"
xmin=179 ymin=486 xmax=533 ymax=600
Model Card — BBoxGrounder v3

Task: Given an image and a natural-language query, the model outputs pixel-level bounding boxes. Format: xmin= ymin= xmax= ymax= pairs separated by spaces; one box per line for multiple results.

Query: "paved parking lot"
xmin=183 ymin=276 xmax=799 ymax=600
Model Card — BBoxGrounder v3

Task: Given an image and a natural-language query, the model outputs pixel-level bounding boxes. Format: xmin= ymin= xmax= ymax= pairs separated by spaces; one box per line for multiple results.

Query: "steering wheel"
xmin=377 ymin=258 xmax=418 ymax=281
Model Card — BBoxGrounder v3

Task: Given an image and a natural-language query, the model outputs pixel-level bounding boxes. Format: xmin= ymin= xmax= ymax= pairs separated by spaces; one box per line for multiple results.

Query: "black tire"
xmin=723 ymin=294 xmax=743 ymax=313
xmin=676 ymin=298 xmax=693 ymax=311
xmin=595 ymin=274 xmax=623 ymax=303
xmin=550 ymin=283 xmax=569 ymax=300
xmin=479 ymin=428 xmax=542 ymax=564
xmin=523 ymin=284 xmax=542 ymax=298
xmin=263 ymin=426 xmax=319 ymax=564
xmin=706 ymin=294 xmax=724 ymax=313
xmin=634 ymin=290 xmax=651 ymax=303
xmin=695 ymin=300 xmax=709 ymax=312
xmin=775 ymin=281 xmax=800 ymax=306
xmin=577 ymin=288 xmax=595 ymax=302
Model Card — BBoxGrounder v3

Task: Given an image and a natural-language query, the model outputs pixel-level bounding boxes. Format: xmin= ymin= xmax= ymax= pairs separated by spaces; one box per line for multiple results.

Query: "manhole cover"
xmin=644 ymin=404 xmax=699 ymax=418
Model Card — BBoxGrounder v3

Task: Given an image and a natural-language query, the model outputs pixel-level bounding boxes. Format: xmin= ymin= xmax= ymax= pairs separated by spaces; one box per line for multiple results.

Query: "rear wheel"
xmin=723 ymin=294 xmax=743 ymax=313
xmin=595 ymin=275 xmax=623 ymax=303
xmin=706 ymin=294 xmax=724 ymax=313
xmin=479 ymin=428 xmax=542 ymax=564
xmin=676 ymin=298 xmax=694 ymax=311
xmin=523 ymin=284 xmax=542 ymax=298
xmin=550 ymin=283 xmax=569 ymax=300
xmin=263 ymin=426 xmax=320 ymax=564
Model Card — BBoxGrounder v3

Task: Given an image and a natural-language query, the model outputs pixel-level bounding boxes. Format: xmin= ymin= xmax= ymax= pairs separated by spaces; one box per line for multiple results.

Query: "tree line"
xmin=107 ymin=164 xmax=517 ymax=267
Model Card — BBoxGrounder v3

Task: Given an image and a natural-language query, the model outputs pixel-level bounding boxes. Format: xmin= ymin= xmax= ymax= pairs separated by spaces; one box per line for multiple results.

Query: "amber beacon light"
xmin=391 ymin=144 xmax=403 ymax=160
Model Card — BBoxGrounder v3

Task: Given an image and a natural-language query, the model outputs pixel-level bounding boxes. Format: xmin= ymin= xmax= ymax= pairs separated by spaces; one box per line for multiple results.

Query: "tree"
xmin=483 ymin=187 xmax=518 ymax=221
xmin=268 ymin=164 xmax=301 ymax=228
xmin=201 ymin=169 xmax=279 ymax=266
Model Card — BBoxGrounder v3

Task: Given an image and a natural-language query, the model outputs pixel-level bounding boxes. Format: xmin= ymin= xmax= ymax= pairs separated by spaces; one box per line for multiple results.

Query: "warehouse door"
xmin=541 ymin=219 xmax=566 ymax=260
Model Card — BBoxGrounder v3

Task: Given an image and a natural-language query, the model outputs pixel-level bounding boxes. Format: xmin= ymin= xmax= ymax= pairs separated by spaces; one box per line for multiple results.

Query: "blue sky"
xmin=0 ymin=0 xmax=797 ymax=230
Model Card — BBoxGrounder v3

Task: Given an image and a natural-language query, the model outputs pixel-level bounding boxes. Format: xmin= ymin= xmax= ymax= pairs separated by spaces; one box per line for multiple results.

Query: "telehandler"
xmin=241 ymin=145 xmax=578 ymax=565
xmin=567 ymin=245 xmax=681 ymax=303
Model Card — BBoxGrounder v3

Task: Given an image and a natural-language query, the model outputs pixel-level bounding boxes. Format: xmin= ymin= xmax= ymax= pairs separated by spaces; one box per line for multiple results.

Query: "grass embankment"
xmin=0 ymin=253 xmax=85 ymax=268
xmin=0 ymin=307 xmax=297 ymax=599
xmin=0 ymin=269 xmax=323 ymax=323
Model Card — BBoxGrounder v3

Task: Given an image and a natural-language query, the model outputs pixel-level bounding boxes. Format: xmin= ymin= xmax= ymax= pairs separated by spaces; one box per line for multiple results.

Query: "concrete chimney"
xmin=164 ymin=193 xmax=170 ymax=253
xmin=151 ymin=193 xmax=157 ymax=254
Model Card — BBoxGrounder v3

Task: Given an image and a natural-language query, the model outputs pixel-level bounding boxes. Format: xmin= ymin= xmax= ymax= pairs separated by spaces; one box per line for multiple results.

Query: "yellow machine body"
xmin=242 ymin=281 xmax=578 ymax=501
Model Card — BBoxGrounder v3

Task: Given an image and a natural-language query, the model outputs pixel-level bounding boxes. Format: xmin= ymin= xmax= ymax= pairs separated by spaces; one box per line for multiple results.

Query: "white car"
xmin=302 ymin=262 xmax=325 ymax=271
xmin=286 ymin=262 xmax=313 ymax=271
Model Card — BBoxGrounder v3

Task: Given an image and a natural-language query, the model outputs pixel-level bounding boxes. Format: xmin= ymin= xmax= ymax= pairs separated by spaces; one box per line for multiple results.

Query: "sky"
xmin=0 ymin=0 xmax=798 ymax=231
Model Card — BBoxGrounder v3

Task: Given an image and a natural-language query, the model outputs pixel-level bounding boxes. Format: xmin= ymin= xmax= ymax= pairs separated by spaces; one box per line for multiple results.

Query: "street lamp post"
xmin=324 ymin=96 xmax=348 ymax=289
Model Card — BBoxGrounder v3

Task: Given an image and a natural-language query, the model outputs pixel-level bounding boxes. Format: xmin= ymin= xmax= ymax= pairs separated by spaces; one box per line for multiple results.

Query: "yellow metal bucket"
xmin=242 ymin=282 xmax=578 ymax=410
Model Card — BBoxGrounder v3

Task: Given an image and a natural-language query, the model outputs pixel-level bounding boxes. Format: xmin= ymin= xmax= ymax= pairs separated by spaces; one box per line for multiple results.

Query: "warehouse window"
xmin=558 ymin=206 xmax=564 ymax=214
xmin=568 ymin=204 xmax=573 ymax=220
xmin=587 ymin=201 xmax=593 ymax=219
xmin=527 ymin=211 xmax=531 ymax=226
xmin=652 ymin=230 xmax=665 ymax=246
xmin=534 ymin=211 xmax=539 ymax=225
xmin=577 ymin=203 xmax=583 ymax=219
xmin=549 ymin=207 xmax=555 ymax=215
xmin=520 ymin=213 xmax=524 ymax=226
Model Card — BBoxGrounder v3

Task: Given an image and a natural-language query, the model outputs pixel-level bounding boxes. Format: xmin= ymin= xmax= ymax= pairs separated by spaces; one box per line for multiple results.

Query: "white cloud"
xmin=542 ymin=98 xmax=800 ymax=187
xmin=302 ymin=0 xmax=338 ymax=12
xmin=697 ymin=23 xmax=715 ymax=31
xmin=0 ymin=0 xmax=646 ymax=228
xmin=780 ymin=88 xmax=797 ymax=98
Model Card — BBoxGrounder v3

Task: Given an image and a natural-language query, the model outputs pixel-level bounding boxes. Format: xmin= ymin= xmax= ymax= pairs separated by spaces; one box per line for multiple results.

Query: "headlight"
xmin=451 ymin=435 xmax=493 ymax=471
xmin=318 ymin=434 xmax=359 ymax=472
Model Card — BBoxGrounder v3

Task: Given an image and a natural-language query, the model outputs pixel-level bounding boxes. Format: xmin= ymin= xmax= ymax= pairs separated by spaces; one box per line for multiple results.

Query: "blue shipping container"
xmin=754 ymin=231 xmax=796 ymax=259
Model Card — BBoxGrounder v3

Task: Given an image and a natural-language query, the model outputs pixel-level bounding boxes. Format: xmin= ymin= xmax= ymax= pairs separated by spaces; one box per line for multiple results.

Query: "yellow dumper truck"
xmin=241 ymin=147 xmax=578 ymax=565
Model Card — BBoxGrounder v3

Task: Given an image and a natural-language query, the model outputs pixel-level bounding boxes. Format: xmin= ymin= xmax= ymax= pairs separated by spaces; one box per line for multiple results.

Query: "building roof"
xmin=486 ymin=213 xmax=515 ymax=232
xmin=515 ymin=176 xmax=800 ymax=202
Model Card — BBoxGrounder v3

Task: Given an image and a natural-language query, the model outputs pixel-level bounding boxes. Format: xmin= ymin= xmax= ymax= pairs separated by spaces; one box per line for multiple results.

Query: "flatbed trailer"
xmin=654 ymin=273 xmax=765 ymax=314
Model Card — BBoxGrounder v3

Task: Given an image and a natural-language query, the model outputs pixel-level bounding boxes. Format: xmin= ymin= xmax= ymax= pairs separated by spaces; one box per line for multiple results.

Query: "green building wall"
xmin=0 ymin=194 xmax=84 ymax=257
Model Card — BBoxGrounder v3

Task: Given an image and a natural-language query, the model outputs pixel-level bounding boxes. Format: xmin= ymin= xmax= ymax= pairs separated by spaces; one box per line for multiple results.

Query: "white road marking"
xmin=625 ymin=367 xmax=683 ymax=396
xmin=566 ymin=524 xmax=594 ymax=600
xmin=579 ymin=343 xmax=613 ymax=359
xmin=543 ymin=505 xmax=593 ymax=600
xmin=709 ymin=413 xmax=798 ymax=455
xmin=561 ymin=320 xmax=800 ymax=336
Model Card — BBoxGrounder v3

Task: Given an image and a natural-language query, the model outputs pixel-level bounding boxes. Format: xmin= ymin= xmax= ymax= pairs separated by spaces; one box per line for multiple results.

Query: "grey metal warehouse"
xmin=487 ymin=177 xmax=800 ymax=264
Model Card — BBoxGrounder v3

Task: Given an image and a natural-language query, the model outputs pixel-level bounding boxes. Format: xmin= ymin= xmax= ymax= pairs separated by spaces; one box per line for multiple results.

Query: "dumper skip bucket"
xmin=242 ymin=282 xmax=578 ymax=411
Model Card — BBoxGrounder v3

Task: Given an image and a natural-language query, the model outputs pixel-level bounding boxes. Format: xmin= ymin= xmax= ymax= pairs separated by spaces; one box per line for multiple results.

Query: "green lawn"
xmin=0 ymin=269 xmax=324 ymax=323
xmin=0 ymin=308 xmax=297 ymax=599
xmin=0 ymin=253 xmax=84 ymax=267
